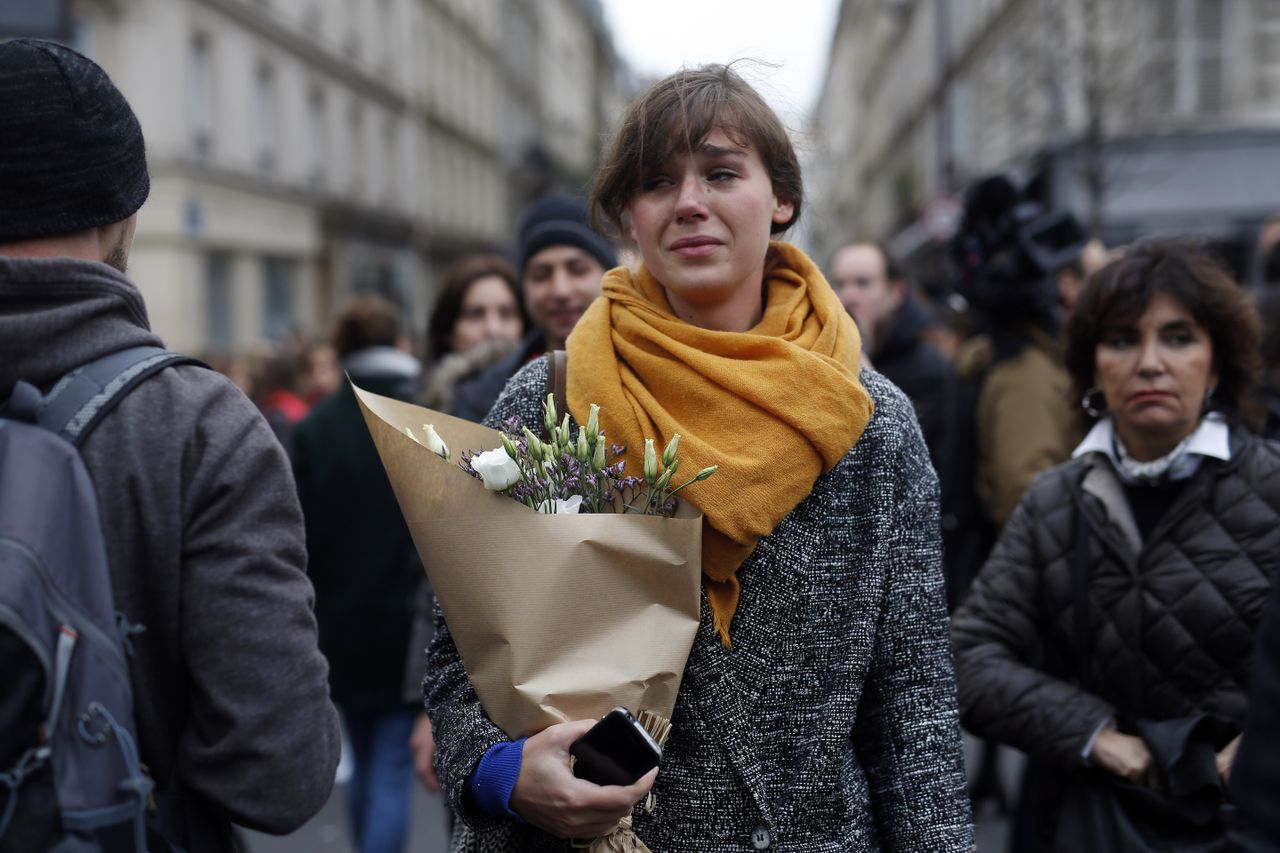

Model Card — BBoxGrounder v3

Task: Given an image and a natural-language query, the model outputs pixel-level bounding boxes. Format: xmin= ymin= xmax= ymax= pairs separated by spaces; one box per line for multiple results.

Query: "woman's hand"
xmin=1216 ymin=734 xmax=1242 ymax=784
xmin=411 ymin=713 xmax=442 ymax=792
xmin=1091 ymin=728 xmax=1158 ymax=787
xmin=509 ymin=719 xmax=658 ymax=839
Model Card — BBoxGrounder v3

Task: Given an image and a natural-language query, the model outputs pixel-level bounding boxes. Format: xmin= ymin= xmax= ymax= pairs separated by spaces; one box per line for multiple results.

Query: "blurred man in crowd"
xmin=292 ymin=294 xmax=425 ymax=853
xmin=0 ymin=39 xmax=339 ymax=850
xmin=452 ymin=195 xmax=616 ymax=421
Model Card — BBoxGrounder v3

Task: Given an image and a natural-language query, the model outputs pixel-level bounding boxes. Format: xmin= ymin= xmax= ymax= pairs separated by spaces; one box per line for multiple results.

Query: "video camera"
xmin=950 ymin=175 xmax=1087 ymax=312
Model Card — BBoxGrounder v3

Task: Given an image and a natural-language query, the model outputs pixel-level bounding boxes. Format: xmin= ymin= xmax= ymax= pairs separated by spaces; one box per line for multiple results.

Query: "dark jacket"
xmin=427 ymin=360 xmax=974 ymax=852
xmin=293 ymin=347 xmax=423 ymax=717
xmin=1230 ymin=573 xmax=1280 ymax=850
xmin=0 ymin=258 xmax=341 ymax=848
xmin=451 ymin=331 xmax=544 ymax=422
xmin=952 ymin=430 xmax=1280 ymax=766
xmin=871 ymin=295 xmax=953 ymax=470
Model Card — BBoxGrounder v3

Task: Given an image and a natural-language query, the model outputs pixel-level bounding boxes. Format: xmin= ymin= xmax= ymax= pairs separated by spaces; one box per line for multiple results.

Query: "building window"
xmin=188 ymin=35 xmax=213 ymax=161
xmin=382 ymin=116 xmax=397 ymax=205
xmin=262 ymin=258 xmax=295 ymax=340
xmin=348 ymin=103 xmax=365 ymax=196
xmin=253 ymin=63 xmax=277 ymax=177
xmin=1255 ymin=0 xmax=1280 ymax=104
xmin=1150 ymin=0 xmax=1227 ymax=116
xmin=205 ymin=253 xmax=233 ymax=350
xmin=307 ymin=86 xmax=327 ymax=191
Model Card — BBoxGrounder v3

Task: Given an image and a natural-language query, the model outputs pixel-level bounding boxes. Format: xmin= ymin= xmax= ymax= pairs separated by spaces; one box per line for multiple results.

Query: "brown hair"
xmin=590 ymin=63 xmax=802 ymax=238
xmin=426 ymin=254 xmax=527 ymax=362
xmin=1064 ymin=238 xmax=1263 ymax=427
xmin=331 ymin=292 xmax=403 ymax=359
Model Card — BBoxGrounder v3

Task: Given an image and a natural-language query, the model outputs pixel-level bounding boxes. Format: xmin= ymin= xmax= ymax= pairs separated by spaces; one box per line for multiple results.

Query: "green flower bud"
xmin=654 ymin=467 xmax=674 ymax=493
xmin=403 ymin=426 xmax=420 ymax=445
xmin=693 ymin=465 xmax=718 ymax=482
xmin=592 ymin=436 xmax=607 ymax=472
xmin=662 ymin=433 xmax=680 ymax=468
xmin=576 ymin=428 xmax=591 ymax=463
xmin=501 ymin=432 xmax=519 ymax=460
xmin=643 ymin=438 xmax=658 ymax=483
xmin=523 ymin=427 xmax=544 ymax=462
xmin=586 ymin=404 xmax=600 ymax=444
xmin=558 ymin=413 xmax=571 ymax=450
xmin=543 ymin=393 xmax=558 ymax=435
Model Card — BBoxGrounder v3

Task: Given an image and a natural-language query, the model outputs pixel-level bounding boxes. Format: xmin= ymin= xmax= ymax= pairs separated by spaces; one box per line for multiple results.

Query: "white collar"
xmin=1073 ymin=413 xmax=1230 ymax=481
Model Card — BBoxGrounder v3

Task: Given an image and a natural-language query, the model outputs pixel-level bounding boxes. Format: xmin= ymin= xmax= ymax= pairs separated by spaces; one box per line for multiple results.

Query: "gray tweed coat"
xmin=424 ymin=359 xmax=974 ymax=852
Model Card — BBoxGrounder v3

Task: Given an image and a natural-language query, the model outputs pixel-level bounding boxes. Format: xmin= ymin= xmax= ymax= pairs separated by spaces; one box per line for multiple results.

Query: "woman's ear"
xmin=772 ymin=194 xmax=795 ymax=228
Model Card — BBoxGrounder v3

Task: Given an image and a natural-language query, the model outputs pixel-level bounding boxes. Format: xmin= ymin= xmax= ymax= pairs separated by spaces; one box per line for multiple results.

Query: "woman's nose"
xmin=674 ymin=173 xmax=707 ymax=221
xmin=1136 ymin=337 xmax=1165 ymax=375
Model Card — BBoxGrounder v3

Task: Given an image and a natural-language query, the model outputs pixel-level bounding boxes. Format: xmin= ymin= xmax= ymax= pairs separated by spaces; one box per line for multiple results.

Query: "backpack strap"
xmin=34 ymin=346 xmax=204 ymax=447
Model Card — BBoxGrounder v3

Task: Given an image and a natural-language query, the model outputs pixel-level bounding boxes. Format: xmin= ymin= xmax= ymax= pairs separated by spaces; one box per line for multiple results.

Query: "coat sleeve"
xmin=950 ymin=483 xmax=1116 ymax=766
xmin=176 ymin=380 xmax=341 ymax=834
xmin=851 ymin=414 xmax=975 ymax=851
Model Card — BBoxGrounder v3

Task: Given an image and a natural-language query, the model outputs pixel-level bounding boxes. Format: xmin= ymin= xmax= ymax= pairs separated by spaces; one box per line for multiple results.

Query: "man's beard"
xmin=103 ymin=233 xmax=129 ymax=274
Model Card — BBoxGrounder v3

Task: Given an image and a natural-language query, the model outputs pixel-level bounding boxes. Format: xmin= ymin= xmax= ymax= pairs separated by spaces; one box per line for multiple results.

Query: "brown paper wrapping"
xmin=353 ymin=382 xmax=703 ymax=740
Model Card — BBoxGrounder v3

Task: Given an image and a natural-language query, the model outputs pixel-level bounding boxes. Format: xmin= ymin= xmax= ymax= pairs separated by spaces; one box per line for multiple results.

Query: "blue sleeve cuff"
xmin=469 ymin=738 xmax=526 ymax=820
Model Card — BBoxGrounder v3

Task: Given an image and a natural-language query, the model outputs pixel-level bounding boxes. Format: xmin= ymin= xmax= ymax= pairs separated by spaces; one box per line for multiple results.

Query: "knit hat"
xmin=0 ymin=39 xmax=149 ymax=243
xmin=516 ymin=195 xmax=617 ymax=274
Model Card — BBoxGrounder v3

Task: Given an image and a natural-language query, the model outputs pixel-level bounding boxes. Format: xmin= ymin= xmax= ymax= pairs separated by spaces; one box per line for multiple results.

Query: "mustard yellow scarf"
xmin=566 ymin=243 xmax=875 ymax=646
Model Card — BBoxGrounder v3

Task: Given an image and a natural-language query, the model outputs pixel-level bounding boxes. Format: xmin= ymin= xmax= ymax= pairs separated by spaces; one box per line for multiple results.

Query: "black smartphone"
xmin=569 ymin=707 xmax=662 ymax=787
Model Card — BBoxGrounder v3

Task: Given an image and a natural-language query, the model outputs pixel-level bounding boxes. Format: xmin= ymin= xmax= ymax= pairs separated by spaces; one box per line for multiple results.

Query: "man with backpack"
xmin=0 ymin=39 xmax=340 ymax=851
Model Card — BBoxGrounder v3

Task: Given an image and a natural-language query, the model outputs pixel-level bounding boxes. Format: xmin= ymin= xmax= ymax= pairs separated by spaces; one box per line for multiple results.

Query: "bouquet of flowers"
xmin=353 ymin=381 xmax=704 ymax=850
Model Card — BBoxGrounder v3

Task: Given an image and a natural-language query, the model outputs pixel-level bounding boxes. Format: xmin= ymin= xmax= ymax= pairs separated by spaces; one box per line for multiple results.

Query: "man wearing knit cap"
xmin=0 ymin=39 xmax=340 ymax=851
xmin=452 ymin=194 xmax=617 ymax=422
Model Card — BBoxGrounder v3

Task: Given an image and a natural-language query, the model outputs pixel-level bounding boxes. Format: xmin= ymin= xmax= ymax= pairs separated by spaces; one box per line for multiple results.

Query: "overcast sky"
xmin=598 ymin=0 xmax=842 ymax=130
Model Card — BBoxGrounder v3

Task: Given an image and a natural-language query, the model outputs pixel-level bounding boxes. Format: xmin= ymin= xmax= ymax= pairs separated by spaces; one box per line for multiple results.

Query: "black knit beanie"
xmin=0 ymin=39 xmax=149 ymax=243
xmin=516 ymin=195 xmax=617 ymax=274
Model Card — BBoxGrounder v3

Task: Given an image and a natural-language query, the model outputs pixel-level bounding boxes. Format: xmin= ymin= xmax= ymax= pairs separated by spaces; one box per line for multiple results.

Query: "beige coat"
xmin=964 ymin=329 xmax=1083 ymax=528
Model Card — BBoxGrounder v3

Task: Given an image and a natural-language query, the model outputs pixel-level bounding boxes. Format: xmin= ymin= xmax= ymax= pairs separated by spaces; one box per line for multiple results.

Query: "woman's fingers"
xmin=510 ymin=719 xmax=657 ymax=839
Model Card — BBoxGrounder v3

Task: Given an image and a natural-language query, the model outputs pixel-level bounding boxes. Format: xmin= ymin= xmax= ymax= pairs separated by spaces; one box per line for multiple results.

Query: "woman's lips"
xmin=1129 ymin=390 xmax=1174 ymax=404
xmin=669 ymin=237 xmax=723 ymax=258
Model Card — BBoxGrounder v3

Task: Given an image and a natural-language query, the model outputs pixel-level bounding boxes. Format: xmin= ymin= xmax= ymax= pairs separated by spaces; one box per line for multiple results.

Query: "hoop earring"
xmin=1081 ymin=387 xmax=1107 ymax=418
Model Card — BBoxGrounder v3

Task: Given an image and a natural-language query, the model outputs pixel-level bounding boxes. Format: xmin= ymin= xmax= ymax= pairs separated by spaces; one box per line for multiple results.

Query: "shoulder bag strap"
xmin=545 ymin=349 xmax=568 ymax=416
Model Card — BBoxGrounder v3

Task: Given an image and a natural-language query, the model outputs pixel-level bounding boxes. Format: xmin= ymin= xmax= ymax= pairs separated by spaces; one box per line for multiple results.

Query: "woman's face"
xmin=625 ymin=128 xmax=793 ymax=331
xmin=1094 ymin=289 xmax=1218 ymax=450
xmin=449 ymin=275 xmax=524 ymax=355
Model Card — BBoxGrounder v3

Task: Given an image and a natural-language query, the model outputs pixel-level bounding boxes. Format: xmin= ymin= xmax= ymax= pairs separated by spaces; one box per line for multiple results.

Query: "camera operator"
xmin=952 ymin=175 xmax=1089 ymax=531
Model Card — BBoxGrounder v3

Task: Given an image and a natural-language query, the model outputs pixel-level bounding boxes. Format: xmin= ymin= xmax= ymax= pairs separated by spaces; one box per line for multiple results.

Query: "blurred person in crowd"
xmin=420 ymin=254 xmax=529 ymax=412
xmin=952 ymin=239 xmax=1277 ymax=851
xmin=951 ymin=175 xmax=1088 ymax=532
xmin=253 ymin=342 xmax=310 ymax=453
xmin=830 ymin=240 xmax=976 ymax=609
xmin=451 ymin=195 xmax=616 ymax=421
xmin=830 ymin=240 xmax=953 ymax=470
xmin=1229 ymin=577 xmax=1280 ymax=851
xmin=0 ymin=39 xmax=340 ymax=850
xmin=1252 ymin=289 xmax=1280 ymax=440
xmin=302 ymin=339 xmax=342 ymax=405
xmin=427 ymin=63 xmax=972 ymax=851
xmin=292 ymin=294 xmax=425 ymax=853
xmin=1256 ymin=214 xmax=1280 ymax=287
xmin=406 ymin=254 xmax=530 ymax=797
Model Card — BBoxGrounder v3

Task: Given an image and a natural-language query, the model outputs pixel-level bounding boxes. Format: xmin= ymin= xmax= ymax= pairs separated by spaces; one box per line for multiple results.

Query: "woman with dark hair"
xmin=420 ymin=254 xmax=528 ymax=413
xmin=952 ymin=239 xmax=1280 ymax=850
xmin=423 ymin=64 xmax=972 ymax=852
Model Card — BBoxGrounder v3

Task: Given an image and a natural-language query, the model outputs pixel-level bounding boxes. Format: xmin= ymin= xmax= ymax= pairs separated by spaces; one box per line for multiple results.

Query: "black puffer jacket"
xmin=951 ymin=429 xmax=1280 ymax=765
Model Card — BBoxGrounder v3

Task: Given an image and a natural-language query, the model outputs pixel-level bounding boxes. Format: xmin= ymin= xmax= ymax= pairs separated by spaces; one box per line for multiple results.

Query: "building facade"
xmin=3 ymin=0 xmax=625 ymax=354
xmin=810 ymin=0 xmax=1280 ymax=275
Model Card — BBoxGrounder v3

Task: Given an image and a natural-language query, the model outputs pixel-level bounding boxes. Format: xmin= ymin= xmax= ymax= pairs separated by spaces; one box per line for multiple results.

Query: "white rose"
xmin=423 ymin=424 xmax=449 ymax=459
xmin=471 ymin=448 xmax=522 ymax=491
xmin=537 ymin=495 xmax=583 ymax=515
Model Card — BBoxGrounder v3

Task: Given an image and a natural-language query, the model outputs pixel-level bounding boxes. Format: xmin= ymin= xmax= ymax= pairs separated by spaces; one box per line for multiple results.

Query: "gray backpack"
xmin=0 ymin=346 xmax=199 ymax=852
